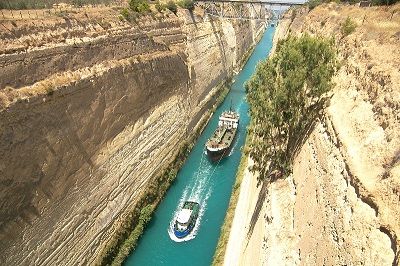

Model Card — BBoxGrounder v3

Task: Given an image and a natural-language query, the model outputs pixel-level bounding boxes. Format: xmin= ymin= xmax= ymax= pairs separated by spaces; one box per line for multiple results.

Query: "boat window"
xmin=178 ymin=221 xmax=188 ymax=225
xmin=177 ymin=221 xmax=188 ymax=230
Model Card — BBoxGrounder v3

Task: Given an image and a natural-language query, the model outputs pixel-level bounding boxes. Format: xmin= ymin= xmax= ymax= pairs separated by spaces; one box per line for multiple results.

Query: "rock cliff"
xmin=224 ymin=3 xmax=399 ymax=266
xmin=0 ymin=6 xmax=264 ymax=265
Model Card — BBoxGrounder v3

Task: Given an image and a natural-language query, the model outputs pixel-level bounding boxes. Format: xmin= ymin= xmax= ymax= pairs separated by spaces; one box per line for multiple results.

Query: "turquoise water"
xmin=125 ymin=26 xmax=275 ymax=266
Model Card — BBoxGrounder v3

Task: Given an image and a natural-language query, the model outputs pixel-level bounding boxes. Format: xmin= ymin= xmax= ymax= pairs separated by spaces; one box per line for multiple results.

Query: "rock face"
xmin=225 ymin=3 xmax=400 ymax=266
xmin=0 ymin=6 xmax=264 ymax=265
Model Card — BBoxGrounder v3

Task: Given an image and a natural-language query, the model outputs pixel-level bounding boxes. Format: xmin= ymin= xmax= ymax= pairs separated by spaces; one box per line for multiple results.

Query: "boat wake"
xmin=228 ymin=134 xmax=240 ymax=157
xmin=168 ymin=151 xmax=215 ymax=242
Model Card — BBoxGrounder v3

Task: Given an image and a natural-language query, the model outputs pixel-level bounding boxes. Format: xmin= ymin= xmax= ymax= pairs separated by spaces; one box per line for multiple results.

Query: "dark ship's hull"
xmin=206 ymin=109 xmax=239 ymax=162
xmin=206 ymin=145 xmax=231 ymax=162
xmin=206 ymin=128 xmax=237 ymax=162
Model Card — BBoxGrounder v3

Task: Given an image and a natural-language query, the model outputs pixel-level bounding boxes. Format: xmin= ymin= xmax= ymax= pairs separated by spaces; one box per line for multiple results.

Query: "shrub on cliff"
xmin=166 ymin=0 xmax=178 ymax=14
xmin=120 ymin=7 xmax=130 ymax=20
xmin=155 ymin=1 xmax=166 ymax=12
xmin=178 ymin=0 xmax=195 ymax=11
xmin=129 ymin=0 xmax=150 ymax=13
xmin=245 ymin=34 xmax=337 ymax=182
xmin=72 ymin=0 xmax=84 ymax=7
xmin=307 ymin=0 xmax=323 ymax=10
xmin=372 ymin=0 xmax=400 ymax=5
xmin=341 ymin=17 xmax=357 ymax=37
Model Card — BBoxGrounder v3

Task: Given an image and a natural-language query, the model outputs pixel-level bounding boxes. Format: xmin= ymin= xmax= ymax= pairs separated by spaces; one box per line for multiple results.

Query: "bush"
xmin=372 ymin=0 xmax=400 ymax=5
xmin=129 ymin=0 xmax=150 ymax=13
xmin=166 ymin=0 xmax=177 ymax=14
xmin=246 ymin=34 xmax=337 ymax=181
xmin=120 ymin=7 xmax=130 ymax=20
xmin=139 ymin=205 xmax=153 ymax=224
xmin=17 ymin=1 xmax=27 ymax=9
xmin=72 ymin=0 xmax=84 ymax=7
xmin=307 ymin=0 xmax=323 ymax=10
xmin=178 ymin=0 xmax=194 ymax=11
xmin=341 ymin=17 xmax=356 ymax=37
xmin=155 ymin=1 xmax=166 ymax=12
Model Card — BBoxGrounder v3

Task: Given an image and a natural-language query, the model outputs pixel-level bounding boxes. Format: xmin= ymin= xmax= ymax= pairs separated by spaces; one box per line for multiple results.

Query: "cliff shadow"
xmin=188 ymin=10 xmax=198 ymax=29
xmin=209 ymin=17 xmax=228 ymax=76
xmin=245 ymin=177 xmax=269 ymax=245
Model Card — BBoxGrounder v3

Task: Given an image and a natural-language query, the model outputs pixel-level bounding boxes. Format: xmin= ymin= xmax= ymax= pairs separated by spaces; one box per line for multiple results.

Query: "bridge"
xmin=194 ymin=0 xmax=304 ymax=21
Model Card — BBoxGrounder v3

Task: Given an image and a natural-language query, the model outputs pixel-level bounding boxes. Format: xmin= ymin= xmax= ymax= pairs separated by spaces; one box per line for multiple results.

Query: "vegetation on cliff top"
xmin=129 ymin=0 xmax=150 ymax=13
xmin=177 ymin=0 xmax=195 ymax=11
xmin=119 ymin=0 xmax=193 ymax=19
xmin=245 ymin=34 xmax=337 ymax=182
xmin=0 ymin=0 xmax=115 ymax=9
xmin=307 ymin=0 xmax=400 ymax=10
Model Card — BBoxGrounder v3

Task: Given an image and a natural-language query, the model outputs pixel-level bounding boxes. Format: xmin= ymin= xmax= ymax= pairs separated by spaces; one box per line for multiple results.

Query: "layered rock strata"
xmin=0 ymin=6 xmax=264 ymax=265
xmin=225 ymin=3 xmax=399 ymax=266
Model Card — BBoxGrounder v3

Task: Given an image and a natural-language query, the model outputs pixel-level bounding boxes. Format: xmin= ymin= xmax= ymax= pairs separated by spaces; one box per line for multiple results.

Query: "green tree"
xmin=246 ymin=34 xmax=337 ymax=182
xmin=129 ymin=0 xmax=150 ymax=13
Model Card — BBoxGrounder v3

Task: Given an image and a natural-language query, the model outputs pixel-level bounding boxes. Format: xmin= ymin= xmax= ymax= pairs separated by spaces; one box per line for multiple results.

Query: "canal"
xmin=124 ymin=26 xmax=276 ymax=266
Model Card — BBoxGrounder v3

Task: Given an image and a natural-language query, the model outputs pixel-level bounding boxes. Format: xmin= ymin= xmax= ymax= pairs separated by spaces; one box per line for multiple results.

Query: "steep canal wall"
xmin=223 ymin=3 xmax=400 ymax=266
xmin=0 ymin=6 xmax=264 ymax=265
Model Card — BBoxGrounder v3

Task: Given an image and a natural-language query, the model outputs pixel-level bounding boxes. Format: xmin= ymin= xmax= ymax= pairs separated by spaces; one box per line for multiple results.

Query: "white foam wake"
xmin=168 ymin=151 xmax=215 ymax=242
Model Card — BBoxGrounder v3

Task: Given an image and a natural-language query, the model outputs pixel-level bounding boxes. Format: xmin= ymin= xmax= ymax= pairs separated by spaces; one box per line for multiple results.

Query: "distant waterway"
xmin=124 ymin=26 xmax=276 ymax=266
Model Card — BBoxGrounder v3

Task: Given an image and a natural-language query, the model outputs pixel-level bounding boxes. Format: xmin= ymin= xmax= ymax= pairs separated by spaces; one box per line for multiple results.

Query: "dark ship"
xmin=205 ymin=108 xmax=239 ymax=162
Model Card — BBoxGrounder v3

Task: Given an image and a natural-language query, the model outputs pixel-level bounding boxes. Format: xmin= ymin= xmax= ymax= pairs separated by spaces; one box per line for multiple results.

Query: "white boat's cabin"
xmin=176 ymin=209 xmax=192 ymax=230
xmin=218 ymin=111 xmax=239 ymax=129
